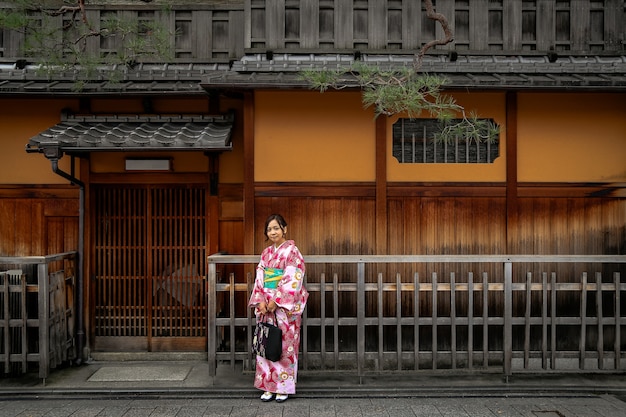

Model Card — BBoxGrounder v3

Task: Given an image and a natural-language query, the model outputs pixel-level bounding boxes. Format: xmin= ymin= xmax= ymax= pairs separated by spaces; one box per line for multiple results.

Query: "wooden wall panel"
xmin=14 ymin=200 xmax=33 ymax=256
xmin=31 ymin=201 xmax=46 ymax=256
xmin=238 ymin=0 xmax=624 ymax=53
xmin=261 ymin=191 xmax=626 ymax=261
xmin=46 ymin=217 xmax=66 ymax=256
xmin=515 ymin=197 xmax=626 ymax=257
xmin=0 ymin=187 xmax=79 ymax=257
xmin=3 ymin=1 xmax=624 ymax=62
xmin=0 ymin=200 xmax=15 ymax=256
xmin=218 ymin=220 xmax=244 ymax=256
xmin=255 ymin=196 xmax=376 ymax=257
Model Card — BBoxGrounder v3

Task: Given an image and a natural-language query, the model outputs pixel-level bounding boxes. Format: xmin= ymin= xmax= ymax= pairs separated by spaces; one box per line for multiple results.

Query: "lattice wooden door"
xmin=93 ymin=185 xmax=207 ymax=351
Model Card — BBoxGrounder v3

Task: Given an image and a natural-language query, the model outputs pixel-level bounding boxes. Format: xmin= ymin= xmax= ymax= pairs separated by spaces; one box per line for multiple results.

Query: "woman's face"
xmin=266 ymin=219 xmax=287 ymax=246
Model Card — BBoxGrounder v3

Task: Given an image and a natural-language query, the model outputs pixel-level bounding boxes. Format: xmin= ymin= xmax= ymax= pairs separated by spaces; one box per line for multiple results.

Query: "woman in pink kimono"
xmin=248 ymin=214 xmax=308 ymax=403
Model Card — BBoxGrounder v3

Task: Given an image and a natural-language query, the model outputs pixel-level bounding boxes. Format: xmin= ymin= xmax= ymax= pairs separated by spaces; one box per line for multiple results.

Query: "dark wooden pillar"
xmin=505 ymin=91 xmax=519 ymax=254
xmin=375 ymin=116 xmax=388 ymax=255
xmin=243 ymin=91 xmax=256 ymax=255
xmin=207 ymin=153 xmax=219 ymax=256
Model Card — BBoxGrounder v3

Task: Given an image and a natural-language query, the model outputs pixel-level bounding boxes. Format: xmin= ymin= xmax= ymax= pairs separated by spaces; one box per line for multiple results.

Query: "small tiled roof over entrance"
xmin=26 ymin=113 xmax=233 ymax=156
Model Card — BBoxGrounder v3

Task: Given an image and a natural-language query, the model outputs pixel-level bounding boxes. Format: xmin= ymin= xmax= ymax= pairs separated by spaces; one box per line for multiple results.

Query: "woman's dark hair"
xmin=264 ymin=214 xmax=287 ymax=240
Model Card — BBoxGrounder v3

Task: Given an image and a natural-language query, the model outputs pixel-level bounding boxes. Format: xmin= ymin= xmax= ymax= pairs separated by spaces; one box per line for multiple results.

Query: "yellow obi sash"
xmin=263 ymin=268 xmax=283 ymax=289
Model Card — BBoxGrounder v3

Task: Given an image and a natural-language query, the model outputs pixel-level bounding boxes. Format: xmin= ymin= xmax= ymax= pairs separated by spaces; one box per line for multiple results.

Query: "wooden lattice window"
xmin=175 ymin=11 xmax=192 ymax=58
xmin=319 ymin=1 xmax=334 ymax=47
xmin=392 ymin=118 xmax=500 ymax=164
xmin=387 ymin=0 xmax=403 ymax=49
xmin=99 ymin=11 xmax=118 ymax=58
xmin=488 ymin=0 xmax=504 ymax=51
xmin=454 ymin=0 xmax=470 ymax=51
xmin=555 ymin=0 xmax=571 ymax=51
xmin=521 ymin=0 xmax=538 ymax=51
xmin=285 ymin=0 xmax=300 ymax=47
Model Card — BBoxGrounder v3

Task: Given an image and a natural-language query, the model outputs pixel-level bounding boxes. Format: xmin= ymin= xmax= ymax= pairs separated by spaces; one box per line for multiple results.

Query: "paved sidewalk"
xmin=1 ymin=393 xmax=626 ymax=416
xmin=0 ymin=360 xmax=625 ymax=416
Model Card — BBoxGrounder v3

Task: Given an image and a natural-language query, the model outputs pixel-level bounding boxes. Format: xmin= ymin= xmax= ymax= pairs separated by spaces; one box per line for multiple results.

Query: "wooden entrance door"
xmin=93 ymin=184 xmax=207 ymax=351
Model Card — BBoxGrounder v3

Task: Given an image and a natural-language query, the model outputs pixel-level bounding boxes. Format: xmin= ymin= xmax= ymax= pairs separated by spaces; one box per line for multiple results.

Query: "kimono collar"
xmin=273 ymin=240 xmax=294 ymax=252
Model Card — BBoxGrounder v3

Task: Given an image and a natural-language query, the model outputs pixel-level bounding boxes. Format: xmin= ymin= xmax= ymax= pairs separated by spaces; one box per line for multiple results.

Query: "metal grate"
xmin=392 ymin=118 xmax=500 ymax=164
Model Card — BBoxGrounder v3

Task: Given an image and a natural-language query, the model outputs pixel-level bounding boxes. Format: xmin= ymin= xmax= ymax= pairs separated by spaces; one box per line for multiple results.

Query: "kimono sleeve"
xmin=247 ymin=259 xmax=267 ymax=308
xmin=273 ymin=246 xmax=308 ymax=315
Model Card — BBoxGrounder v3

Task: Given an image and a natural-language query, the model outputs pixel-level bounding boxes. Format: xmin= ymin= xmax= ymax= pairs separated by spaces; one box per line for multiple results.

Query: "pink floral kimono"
xmin=248 ymin=240 xmax=308 ymax=395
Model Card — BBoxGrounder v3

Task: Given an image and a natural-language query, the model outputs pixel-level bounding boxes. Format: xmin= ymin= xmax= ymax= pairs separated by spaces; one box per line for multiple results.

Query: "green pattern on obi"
xmin=263 ymin=268 xmax=283 ymax=289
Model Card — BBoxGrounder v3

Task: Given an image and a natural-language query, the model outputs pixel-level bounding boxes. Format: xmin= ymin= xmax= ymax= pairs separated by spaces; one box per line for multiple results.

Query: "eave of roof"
xmin=0 ymin=62 xmax=230 ymax=96
xmin=26 ymin=114 xmax=234 ymax=156
xmin=1 ymin=54 xmax=625 ymax=94
xmin=201 ymin=53 xmax=626 ymax=91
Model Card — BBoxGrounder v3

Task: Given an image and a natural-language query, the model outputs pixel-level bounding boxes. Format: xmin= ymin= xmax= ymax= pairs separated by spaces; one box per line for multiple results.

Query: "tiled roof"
xmin=0 ymin=62 xmax=230 ymax=95
xmin=1 ymin=54 xmax=625 ymax=94
xmin=26 ymin=114 xmax=234 ymax=155
xmin=203 ymin=53 xmax=626 ymax=90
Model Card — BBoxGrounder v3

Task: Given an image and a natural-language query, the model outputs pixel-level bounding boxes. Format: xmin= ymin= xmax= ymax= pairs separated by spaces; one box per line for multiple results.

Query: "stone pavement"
xmin=0 ymin=358 xmax=625 ymax=416
xmin=1 ymin=394 xmax=626 ymax=417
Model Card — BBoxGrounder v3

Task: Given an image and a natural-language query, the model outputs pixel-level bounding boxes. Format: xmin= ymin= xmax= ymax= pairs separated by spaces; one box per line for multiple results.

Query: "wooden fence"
xmin=207 ymin=254 xmax=626 ymax=380
xmin=0 ymin=252 xmax=77 ymax=380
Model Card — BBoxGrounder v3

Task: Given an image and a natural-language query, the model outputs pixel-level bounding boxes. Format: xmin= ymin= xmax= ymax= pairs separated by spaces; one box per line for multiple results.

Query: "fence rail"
xmin=207 ymin=255 xmax=626 ymax=380
xmin=0 ymin=252 xmax=77 ymax=380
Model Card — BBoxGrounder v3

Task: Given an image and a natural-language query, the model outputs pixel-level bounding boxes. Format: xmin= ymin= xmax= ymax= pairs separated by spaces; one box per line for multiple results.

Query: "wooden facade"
xmin=1 ymin=0 xmax=623 ymax=60
xmin=0 ymin=1 xmax=624 ymax=360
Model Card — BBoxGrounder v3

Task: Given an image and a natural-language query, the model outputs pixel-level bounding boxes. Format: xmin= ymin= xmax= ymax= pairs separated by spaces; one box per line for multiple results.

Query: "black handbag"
xmin=252 ymin=312 xmax=282 ymax=362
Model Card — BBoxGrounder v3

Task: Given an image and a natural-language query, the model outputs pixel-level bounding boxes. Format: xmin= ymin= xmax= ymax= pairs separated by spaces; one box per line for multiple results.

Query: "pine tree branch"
xmin=414 ymin=0 xmax=454 ymax=71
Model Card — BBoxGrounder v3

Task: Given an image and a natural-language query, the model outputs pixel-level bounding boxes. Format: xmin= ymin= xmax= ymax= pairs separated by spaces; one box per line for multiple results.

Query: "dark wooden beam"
xmin=255 ymin=182 xmax=375 ymax=197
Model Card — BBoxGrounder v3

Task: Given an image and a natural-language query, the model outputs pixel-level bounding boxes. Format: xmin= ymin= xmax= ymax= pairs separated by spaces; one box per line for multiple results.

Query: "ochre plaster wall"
xmin=517 ymin=92 xmax=626 ymax=182
xmin=254 ymin=90 xmax=507 ymax=183
xmin=255 ymin=90 xmax=376 ymax=182
xmin=0 ymin=98 xmax=77 ymax=184
xmin=254 ymin=90 xmax=626 ymax=184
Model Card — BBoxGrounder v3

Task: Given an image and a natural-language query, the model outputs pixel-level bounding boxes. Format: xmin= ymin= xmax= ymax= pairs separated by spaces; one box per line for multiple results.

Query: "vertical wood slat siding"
xmin=335 ymin=0 xmax=354 ymax=49
xmin=300 ymin=0 xmax=319 ymax=48
xmin=2 ymin=1 xmax=623 ymax=58
xmin=0 ymin=196 xmax=78 ymax=257
xmin=1 ymin=6 xmax=244 ymax=60
xmin=537 ymin=0 xmax=555 ymax=52
xmin=571 ymin=0 xmax=590 ymax=52
xmin=401 ymin=0 xmax=420 ymax=50
xmin=368 ymin=0 xmax=386 ymax=49
xmin=241 ymin=0 xmax=623 ymax=53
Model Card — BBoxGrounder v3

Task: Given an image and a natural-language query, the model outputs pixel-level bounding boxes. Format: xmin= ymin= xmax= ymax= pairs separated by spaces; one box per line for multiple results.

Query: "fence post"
xmin=503 ymin=261 xmax=512 ymax=381
xmin=207 ymin=259 xmax=217 ymax=378
xmin=357 ymin=261 xmax=365 ymax=383
xmin=614 ymin=272 xmax=621 ymax=370
xmin=38 ymin=262 xmax=49 ymax=380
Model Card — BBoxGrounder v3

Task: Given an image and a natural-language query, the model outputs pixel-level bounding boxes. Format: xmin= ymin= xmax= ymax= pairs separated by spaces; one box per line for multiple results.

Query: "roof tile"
xmin=26 ymin=114 xmax=234 ymax=153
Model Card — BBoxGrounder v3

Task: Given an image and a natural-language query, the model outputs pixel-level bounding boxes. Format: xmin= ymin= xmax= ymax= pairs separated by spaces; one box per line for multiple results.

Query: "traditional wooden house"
xmin=0 ymin=1 xmax=624 ymax=373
